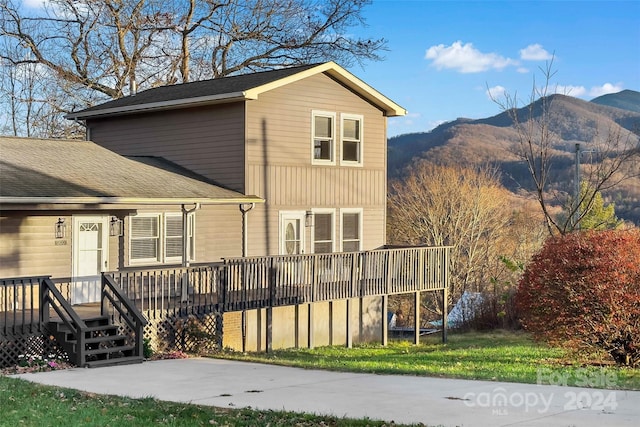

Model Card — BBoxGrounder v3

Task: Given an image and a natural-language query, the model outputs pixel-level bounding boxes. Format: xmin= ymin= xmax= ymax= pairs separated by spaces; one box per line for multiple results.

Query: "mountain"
xmin=388 ymin=91 xmax=640 ymax=225
xmin=591 ymin=89 xmax=640 ymax=113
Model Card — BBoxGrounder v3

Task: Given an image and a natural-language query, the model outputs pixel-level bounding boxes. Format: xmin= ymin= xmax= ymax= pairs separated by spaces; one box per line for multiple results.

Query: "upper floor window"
xmin=341 ymin=114 xmax=363 ymax=165
xmin=130 ymin=213 xmax=195 ymax=265
xmin=312 ymin=111 xmax=336 ymax=165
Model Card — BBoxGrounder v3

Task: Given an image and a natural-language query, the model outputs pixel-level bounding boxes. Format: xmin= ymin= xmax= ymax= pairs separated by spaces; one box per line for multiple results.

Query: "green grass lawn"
xmin=0 ymin=375 xmax=410 ymax=426
xmin=2 ymin=330 xmax=637 ymax=426
xmin=213 ymin=330 xmax=640 ymax=390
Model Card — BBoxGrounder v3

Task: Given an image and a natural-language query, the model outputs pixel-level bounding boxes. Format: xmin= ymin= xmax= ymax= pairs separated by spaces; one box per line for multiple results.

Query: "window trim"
xmin=311 ymin=110 xmax=336 ymax=165
xmin=340 ymin=113 xmax=364 ymax=167
xmin=339 ymin=208 xmax=363 ymax=252
xmin=311 ymin=208 xmax=336 ymax=253
xmin=129 ymin=212 xmax=195 ymax=266
xmin=129 ymin=213 xmax=161 ymax=265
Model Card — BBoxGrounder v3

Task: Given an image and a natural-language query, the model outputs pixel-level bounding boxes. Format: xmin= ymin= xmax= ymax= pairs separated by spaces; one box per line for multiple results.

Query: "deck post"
xmin=307 ymin=303 xmax=314 ymax=349
xmin=346 ymin=299 xmax=353 ymax=348
xmin=413 ymin=291 xmax=420 ymax=345
xmin=328 ymin=301 xmax=333 ymax=346
xmin=442 ymin=286 xmax=448 ymax=344
xmin=381 ymin=294 xmax=388 ymax=346
xmin=266 ymin=259 xmax=276 ymax=353
xmin=39 ymin=276 xmax=51 ymax=325
xmin=442 ymin=247 xmax=449 ymax=344
xmin=294 ymin=304 xmax=299 ymax=348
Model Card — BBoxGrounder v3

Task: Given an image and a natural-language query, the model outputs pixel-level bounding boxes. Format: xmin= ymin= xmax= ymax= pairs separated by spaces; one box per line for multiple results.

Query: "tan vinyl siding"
xmin=0 ymin=214 xmax=72 ymax=279
xmin=87 ymin=103 xmax=246 ymax=192
xmin=245 ymin=73 xmax=388 ymax=255
xmin=123 ymin=205 xmax=243 ymax=267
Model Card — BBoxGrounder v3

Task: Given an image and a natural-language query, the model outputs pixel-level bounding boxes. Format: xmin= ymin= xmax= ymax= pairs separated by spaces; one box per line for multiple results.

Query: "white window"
xmin=130 ymin=213 xmax=195 ymax=264
xmin=312 ymin=111 xmax=336 ymax=165
xmin=340 ymin=208 xmax=363 ymax=252
xmin=341 ymin=114 xmax=363 ymax=165
xmin=130 ymin=214 xmax=160 ymax=263
xmin=312 ymin=209 xmax=335 ymax=253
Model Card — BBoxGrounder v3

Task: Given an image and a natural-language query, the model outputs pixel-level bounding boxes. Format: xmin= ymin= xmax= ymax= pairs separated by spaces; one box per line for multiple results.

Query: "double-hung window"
xmin=312 ymin=210 xmax=335 ymax=253
xmin=130 ymin=213 xmax=195 ymax=264
xmin=341 ymin=114 xmax=363 ymax=165
xmin=341 ymin=209 xmax=362 ymax=252
xmin=312 ymin=111 xmax=336 ymax=165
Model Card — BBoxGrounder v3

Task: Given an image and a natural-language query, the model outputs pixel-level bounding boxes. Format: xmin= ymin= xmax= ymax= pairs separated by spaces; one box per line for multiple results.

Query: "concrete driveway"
xmin=11 ymin=358 xmax=640 ymax=426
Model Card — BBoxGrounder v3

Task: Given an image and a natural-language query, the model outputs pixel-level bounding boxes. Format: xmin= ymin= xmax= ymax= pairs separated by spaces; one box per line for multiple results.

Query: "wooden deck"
xmin=2 ymin=246 xmax=451 ymax=366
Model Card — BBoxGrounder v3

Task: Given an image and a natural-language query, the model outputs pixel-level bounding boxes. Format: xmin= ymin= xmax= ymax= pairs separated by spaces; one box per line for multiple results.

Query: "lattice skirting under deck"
xmin=141 ymin=310 xmax=223 ymax=355
xmin=1 ymin=328 xmax=68 ymax=369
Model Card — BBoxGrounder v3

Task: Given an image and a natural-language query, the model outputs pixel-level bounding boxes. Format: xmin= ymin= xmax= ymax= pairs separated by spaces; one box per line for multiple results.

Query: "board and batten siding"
xmin=244 ymin=73 xmax=388 ymax=255
xmin=87 ymin=103 xmax=247 ymax=193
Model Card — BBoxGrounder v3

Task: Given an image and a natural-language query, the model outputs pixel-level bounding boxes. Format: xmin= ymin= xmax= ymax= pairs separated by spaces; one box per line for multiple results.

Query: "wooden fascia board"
xmin=65 ymin=93 xmax=247 ymax=120
xmin=0 ymin=196 xmax=264 ymax=210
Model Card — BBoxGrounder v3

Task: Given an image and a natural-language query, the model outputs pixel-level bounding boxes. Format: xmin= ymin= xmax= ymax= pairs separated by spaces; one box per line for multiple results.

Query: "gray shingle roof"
xmin=65 ymin=62 xmax=407 ymax=119
xmin=0 ymin=136 xmax=262 ymax=204
xmin=70 ymin=64 xmax=319 ymax=117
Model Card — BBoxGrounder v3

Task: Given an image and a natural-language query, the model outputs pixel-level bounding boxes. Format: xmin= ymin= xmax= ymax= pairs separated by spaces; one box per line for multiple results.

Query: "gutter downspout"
xmin=181 ymin=203 xmax=201 ymax=267
xmin=239 ymin=203 xmax=255 ymax=352
xmin=181 ymin=203 xmax=201 ymax=303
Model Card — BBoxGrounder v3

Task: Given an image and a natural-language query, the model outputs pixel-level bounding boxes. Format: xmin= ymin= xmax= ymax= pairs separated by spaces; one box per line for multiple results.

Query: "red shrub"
xmin=516 ymin=229 xmax=640 ymax=366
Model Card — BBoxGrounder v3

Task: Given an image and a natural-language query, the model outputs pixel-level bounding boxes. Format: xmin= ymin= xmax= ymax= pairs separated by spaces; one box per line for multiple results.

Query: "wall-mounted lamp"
xmin=305 ymin=210 xmax=314 ymax=227
xmin=54 ymin=218 xmax=66 ymax=239
xmin=109 ymin=216 xmax=124 ymax=237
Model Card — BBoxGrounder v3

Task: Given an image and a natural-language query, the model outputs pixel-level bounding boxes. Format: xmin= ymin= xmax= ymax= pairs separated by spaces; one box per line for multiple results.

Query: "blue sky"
xmin=348 ymin=1 xmax=640 ymax=137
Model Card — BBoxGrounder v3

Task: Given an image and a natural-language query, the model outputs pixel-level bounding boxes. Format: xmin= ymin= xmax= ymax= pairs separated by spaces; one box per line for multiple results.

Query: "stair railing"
xmin=40 ymin=277 xmax=88 ymax=366
xmin=101 ymin=274 xmax=148 ymax=360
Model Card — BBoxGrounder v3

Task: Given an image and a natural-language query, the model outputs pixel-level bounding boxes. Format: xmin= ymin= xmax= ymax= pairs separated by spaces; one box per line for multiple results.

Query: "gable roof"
xmin=65 ymin=62 xmax=406 ymax=120
xmin=0 ymin=136 xmax=263 ymax=206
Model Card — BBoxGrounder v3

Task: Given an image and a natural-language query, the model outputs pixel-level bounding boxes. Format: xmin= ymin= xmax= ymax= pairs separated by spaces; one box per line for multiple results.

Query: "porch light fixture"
xmin=54 ymin=218 xmax=66 ymax=239
xmin=305 ymin=210 xmax=314 ymax=227
xmin=109 ymin=216 xmax=124 ymax=237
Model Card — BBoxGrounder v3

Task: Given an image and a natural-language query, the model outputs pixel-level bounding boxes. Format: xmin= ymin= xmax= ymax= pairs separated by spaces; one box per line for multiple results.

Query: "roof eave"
xmin=65 ymin=92 xmax=249 ymax=120
xmin=66 ymin=62 xmax=407 ymax=120
xmin=0 ymin=196 xmax=265 ymax=207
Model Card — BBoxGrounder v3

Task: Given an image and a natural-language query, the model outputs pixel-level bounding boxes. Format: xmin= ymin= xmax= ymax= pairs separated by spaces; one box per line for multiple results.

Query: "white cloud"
xmin=552 ymin=85 xmax=587 ymax=97
xmin=425 ymin=41 xmax=517 ymax=73
xmin=486 ymin=85 xmax=507 ymax=100
xmin=22 ymin=0 xmax=48 ymax=8
xmin=519 ymin=44 xmax=552 ymax=61
xmin=589 ymin=83 xmax=623 ymax=97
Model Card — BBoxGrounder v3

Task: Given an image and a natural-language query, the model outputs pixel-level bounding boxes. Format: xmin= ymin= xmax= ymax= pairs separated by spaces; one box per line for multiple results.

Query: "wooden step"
xmin=85 ymin=356 xmax=144 ymax=369
xmin=85 ymin=345 xmax=136 ymax=357
xmin=85 ymin=334 xmax=128 ymax=345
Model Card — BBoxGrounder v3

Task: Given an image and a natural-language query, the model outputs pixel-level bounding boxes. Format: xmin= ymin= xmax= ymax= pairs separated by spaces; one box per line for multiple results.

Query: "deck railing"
xmin=106 ymin=246 xmax=450 ymax=315
xmin=0 ymin=277 xmax=75 ymax=333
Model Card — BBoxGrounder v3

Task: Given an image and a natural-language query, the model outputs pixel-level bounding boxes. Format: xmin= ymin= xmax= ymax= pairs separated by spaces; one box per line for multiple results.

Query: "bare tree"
xmin=1 ymin=0 xmax=385 ymax=137
xmin=491 ymin=60 xmax=640 ymax=235
xmin=387 ymin=161 xmax=544 ymax=323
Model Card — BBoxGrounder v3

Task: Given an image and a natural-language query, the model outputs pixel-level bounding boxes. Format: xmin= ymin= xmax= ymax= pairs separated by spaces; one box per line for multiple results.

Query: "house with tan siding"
xmin=1 ymin=63 xmax=428 ymax=361
xmin=67 ymin=62 xmax=406 ymax=261
xmin=0 ymin=136 xmax=262 ymax=304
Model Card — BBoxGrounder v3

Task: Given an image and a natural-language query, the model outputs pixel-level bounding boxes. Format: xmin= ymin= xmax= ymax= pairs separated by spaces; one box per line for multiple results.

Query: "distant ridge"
xmin=388 ymin=91 xmax=640 ymax=225
xmin=591 ymin=89 xmax=640 ymax=113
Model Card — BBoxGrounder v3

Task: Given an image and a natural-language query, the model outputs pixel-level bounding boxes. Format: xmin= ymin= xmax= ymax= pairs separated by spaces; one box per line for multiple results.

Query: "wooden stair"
xmin=48 ymin=315 xmax=143 ymax=368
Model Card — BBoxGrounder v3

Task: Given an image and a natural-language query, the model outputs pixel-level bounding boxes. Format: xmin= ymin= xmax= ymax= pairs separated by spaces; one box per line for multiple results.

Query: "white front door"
xmin=279 ymin=212 xmax=306 ymax=255
xmin=72 ymin=216 xmax=109 ymax=304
